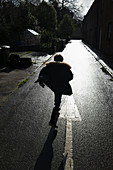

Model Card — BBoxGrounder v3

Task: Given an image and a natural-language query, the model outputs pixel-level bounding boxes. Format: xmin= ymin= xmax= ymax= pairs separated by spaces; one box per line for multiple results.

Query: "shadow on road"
xmin=34 ymin=128 xmax=57 ymax=170
xmin=58 ymin=153 xmax=68 ymax=170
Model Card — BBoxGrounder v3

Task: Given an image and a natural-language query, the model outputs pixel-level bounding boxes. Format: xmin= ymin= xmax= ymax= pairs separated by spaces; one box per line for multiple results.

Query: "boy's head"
xmin=54 ymin=54 xmax=63 ymax=62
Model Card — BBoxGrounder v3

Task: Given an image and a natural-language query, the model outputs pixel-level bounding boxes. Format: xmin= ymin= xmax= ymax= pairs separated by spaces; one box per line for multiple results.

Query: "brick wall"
xmin=82 ymin=0 xmax=113 ymax=57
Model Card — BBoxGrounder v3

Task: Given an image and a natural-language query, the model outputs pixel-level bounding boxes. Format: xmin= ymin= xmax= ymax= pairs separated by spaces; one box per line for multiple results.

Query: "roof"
xmin=27 ymin=29 xmax=40 ymax=36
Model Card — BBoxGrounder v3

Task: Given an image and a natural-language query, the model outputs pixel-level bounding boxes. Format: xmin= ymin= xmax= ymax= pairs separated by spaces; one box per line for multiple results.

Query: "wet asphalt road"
xmin=0 ymin=40 xmax=113 ymax=170
xmin=62 ymin=41 xmax=113 ymax=169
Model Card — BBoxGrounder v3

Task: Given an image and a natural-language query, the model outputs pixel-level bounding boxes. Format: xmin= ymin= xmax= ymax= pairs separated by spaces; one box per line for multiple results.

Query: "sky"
xmin=79 ymin=0 xmax=95 ymax=16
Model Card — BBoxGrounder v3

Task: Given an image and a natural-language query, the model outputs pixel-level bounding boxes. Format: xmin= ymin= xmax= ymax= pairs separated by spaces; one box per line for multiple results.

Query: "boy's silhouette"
xmin=35 ymin=54 xmax=73 ymax=127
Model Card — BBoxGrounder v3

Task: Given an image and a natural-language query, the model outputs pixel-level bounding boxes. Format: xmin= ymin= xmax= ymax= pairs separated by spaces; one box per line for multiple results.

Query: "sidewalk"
xmin=0 ymin=52 xmax=52 ymax=106
xmin=82 ymin=42 xmax=113 ymax=78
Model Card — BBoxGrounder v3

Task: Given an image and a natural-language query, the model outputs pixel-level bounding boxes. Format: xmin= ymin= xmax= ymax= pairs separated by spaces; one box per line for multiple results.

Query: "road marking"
xmin=59 ymin=95 xmax=81 ymax=170
xmin=60 ymin=95 xmax=82 ymax=121
xmin=64 ymin=119 xmax=74 ymax=170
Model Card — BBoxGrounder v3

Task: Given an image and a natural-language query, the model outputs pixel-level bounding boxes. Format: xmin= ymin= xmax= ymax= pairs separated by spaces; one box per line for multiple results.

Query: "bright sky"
xmin=79 ymin=0 xmax=94 ymax=16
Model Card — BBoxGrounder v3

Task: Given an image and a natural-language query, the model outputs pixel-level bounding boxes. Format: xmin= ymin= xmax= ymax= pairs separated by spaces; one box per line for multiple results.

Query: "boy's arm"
xmin=34 ymin=66 xmax=48 ymax=87
xmin=35 ymin=78 xmax=45 ymax=88
xmin=67 ymin=68 xmax=73 ymax=81
xmin=69 ymin=69 xmax=73 ymax=81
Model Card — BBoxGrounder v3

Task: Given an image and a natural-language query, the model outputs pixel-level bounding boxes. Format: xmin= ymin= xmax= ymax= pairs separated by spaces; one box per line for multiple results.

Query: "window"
xmin=107 ymin=23 xmax=112 ymax=41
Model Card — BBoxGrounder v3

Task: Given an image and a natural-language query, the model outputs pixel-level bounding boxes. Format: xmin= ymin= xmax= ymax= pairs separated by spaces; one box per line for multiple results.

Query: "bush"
xmin=57 ymin=14 xmax=74 ymax=39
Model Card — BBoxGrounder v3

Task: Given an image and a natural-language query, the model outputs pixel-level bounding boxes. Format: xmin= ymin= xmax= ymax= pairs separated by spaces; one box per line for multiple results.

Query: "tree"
xmin=0 ymin=1 xmax=38 ymax=45
xmin=57 ymin=14 xmax=74 ymax=39
xmin=0 ymin=1 xmax=18 ymax=44
xmin=37 ymin=1 xmax=57 ymax=32
xmin=49 ymin=0 xmax=74 ymax=24
xmin=15 ymin=2 xmax=38 ymax=31
xmin=49 ymin=0 xmax=83 ymax=20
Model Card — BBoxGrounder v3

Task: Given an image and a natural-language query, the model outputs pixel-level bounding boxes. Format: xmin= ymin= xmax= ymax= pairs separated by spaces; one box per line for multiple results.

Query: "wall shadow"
xmin=34 ymin=128 xmax=57 ymax=170
xmin=83 ymin=41 xmax=113 ymax=70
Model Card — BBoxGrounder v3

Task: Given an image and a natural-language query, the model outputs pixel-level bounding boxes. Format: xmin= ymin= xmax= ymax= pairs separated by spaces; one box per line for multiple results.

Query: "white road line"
xmin=60 ymin=95 xmax=82 ymax=121
xmin=59 ymin=95 xmax=81 ymax=170
xmin=64 ymin=119 xmax=74 ymax=170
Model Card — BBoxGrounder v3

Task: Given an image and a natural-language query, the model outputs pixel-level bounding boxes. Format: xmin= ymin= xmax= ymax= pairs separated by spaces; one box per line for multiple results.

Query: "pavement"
xmin=0 ymin=42 xmax=113 ymax=106
xmin=82 ymin=42 xmax=113 ymax=78
xmin=0 ymin=51 xmax=52 ymax=106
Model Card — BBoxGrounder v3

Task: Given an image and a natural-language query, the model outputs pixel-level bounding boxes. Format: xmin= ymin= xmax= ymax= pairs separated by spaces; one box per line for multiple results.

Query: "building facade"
xmin=82 ymin=0 xmax=113 ymax=57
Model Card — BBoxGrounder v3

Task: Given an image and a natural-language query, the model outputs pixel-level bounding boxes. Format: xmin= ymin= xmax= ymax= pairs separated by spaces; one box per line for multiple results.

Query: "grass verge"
xmin=18 ymin=77 xmax=29 ymax=88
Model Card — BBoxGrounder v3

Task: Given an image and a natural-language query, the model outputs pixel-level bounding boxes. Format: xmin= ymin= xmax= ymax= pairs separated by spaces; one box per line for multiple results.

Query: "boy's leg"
xmin=54 ymin=92 xmax=62 ymax=110
xmin=49 ymin=92 xmax=62 ymax=128
xmin=49 ymin=107 xmax=60 ymax=127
